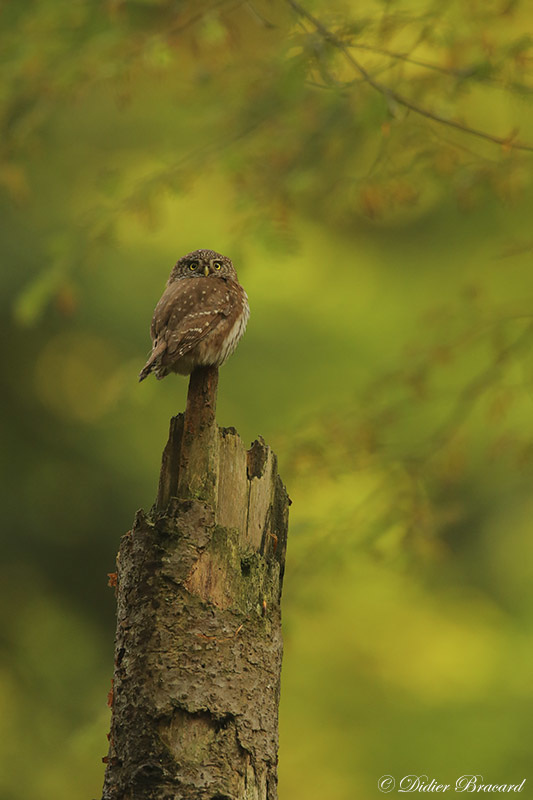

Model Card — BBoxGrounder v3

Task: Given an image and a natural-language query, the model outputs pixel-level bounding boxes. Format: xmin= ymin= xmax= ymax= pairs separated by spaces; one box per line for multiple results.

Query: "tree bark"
xmin=102 ymin=367 xmax=290 ymax=800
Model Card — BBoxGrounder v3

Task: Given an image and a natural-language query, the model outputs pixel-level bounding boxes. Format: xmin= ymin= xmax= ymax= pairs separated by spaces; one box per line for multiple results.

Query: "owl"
xmin=139 ymin=249 xmax=249 ymax=381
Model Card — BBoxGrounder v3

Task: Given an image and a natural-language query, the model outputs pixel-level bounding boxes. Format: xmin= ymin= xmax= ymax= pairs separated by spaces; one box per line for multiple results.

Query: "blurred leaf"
xmin=198 ymin=14 xmax=227 ymax=46
xmin=0 ymin=162 xmax=30 ymax=203
xmin=13 ymin=263 xmax=65 ymax=326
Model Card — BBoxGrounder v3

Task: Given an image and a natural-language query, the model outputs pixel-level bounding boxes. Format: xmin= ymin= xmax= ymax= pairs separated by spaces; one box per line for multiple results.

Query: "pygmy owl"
xmin=139 ymin=249 xmax=249 ymax=381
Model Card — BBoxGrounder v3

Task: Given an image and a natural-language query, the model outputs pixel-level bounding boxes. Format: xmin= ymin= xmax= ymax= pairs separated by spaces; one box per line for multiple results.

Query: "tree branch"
xmin=286 ymin=0 xmax=533 ymax=153
xmin=349 ymin=41 xmax=533 ymax=94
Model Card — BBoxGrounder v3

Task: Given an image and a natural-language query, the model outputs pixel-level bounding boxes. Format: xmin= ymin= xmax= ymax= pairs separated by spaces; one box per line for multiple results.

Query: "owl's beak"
xmin=204 ymin=265 xmax=210 ymax=276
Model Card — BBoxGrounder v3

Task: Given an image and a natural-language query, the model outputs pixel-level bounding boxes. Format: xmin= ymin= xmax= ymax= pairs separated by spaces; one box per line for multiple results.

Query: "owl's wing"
xmin=153 ymin=278 xmax=234 ymax=360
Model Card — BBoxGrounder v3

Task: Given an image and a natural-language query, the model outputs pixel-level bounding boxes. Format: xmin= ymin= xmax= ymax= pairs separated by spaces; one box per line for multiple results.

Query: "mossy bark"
xmin=102 ymin=367 xmax=290 ymax=800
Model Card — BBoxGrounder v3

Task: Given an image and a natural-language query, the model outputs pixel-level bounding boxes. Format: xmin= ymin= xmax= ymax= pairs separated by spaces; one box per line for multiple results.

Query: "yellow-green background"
xmin=2 ymin=1 xmax=533 ymax=798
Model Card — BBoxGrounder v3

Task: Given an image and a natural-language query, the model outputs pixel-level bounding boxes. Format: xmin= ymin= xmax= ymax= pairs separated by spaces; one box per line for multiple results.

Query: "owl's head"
xmin=168 ymin=249 xmax=237 ymax=284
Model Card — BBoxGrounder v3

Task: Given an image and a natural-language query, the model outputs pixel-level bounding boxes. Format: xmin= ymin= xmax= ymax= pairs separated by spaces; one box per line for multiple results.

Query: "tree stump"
xmin=102 ymin=367 xmax=290 ymax=800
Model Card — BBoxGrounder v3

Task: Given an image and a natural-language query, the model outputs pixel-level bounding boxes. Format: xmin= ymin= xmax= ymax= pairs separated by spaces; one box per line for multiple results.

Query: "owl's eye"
xmin=213 ymin=261 xmax=222 ymax=270
xmin=188 ymin=262 xmax=198 ymax=271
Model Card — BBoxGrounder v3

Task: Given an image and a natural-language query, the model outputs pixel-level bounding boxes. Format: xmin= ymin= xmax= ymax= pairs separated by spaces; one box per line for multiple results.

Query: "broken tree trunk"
xmin=102 ymin=366 xmax=290 ymax=800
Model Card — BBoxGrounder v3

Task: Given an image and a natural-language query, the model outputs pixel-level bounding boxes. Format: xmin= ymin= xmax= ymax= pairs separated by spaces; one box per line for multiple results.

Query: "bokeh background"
xmin=2 ymin=1 xmax=533 ymax=798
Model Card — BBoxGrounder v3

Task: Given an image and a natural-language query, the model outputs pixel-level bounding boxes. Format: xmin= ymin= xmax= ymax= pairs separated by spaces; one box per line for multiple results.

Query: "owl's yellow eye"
xmin=189 ymin=262 xmax=198 ymax=271
xmin=213 ymin=261 xmax=222 ymax=270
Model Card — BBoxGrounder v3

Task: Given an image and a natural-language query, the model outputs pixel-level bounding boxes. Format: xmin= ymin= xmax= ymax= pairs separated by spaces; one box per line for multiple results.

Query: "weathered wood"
xmin=184 ymin=364 xmax=219 ymax=426
xmin=156 ymin=414 xmax=184 ymax=510
xmin=178 ymin=365 xmax=220 ymax=506
xmin=102 ymin=367 xmax=290 ymax=800
xmin=156 ymin=367 xmax=220 ymax=510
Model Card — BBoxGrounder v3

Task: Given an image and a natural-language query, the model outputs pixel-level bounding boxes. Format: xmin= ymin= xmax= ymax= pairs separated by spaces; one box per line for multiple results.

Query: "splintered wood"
xmin=158 ymin=415 xmax=285 ymax=561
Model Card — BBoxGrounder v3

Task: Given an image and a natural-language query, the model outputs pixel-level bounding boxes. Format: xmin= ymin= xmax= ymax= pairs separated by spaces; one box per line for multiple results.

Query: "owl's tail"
xmin=138 ymin=340 xmax=166 ymax=382
xmin=138 ymin=362 xmax=153 ymax=382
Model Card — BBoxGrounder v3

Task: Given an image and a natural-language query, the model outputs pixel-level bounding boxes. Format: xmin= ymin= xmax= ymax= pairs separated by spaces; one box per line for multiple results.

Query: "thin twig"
xmin=426 ymin=321 xmax=533 ymax=458
xmin=168 ymin=0 xmax=245 ymax=37
xmin=350 ymin=42 xmax=533 ymax=95
xmin=353 ymin=43 xmax=483 ymax=80
xmin=245 ymin=1 xmax=277 ymax=28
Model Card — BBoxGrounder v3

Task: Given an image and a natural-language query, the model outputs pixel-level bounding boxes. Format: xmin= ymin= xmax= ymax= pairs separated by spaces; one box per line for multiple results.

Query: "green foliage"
xmin=2 ymin=0 xmax=533 ymax=798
